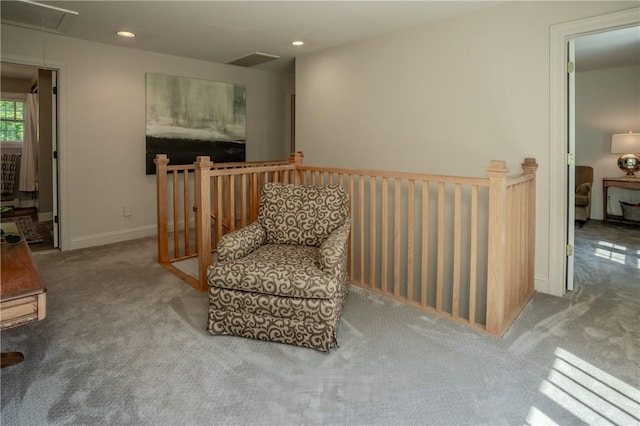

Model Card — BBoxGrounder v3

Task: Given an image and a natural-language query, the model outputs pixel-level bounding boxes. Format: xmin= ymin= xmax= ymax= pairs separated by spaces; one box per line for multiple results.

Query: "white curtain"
xmin=18 ymin=93 xmax=38 ymax=192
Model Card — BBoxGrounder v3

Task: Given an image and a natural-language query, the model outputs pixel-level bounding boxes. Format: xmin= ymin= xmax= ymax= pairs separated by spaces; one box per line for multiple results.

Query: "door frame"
xmin=549 ymin=7 xmax=639 ymax=296
xmin=566 ymin=39 xmax=576 ymax=292
xmin=1 ymin=54 xmax=67 ymax=250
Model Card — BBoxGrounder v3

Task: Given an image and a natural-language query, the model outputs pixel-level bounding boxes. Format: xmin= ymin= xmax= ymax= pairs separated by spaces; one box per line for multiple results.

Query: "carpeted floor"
xmin=1 ymin=221 xmax=638 ymax=425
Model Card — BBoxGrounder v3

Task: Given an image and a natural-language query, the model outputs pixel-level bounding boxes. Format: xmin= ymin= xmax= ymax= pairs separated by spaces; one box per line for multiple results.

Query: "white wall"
xmin=576 ymin=65 xmax=640 ymax=219
xmin=295 ymin=1 xmax=636 ymax=295
xmin=1 ymin=25 xmax=292 ymax=250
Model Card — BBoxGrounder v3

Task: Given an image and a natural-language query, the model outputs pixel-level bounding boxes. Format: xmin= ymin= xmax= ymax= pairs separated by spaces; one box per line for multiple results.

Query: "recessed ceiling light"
xmin=292 ymin=41 xmax=304 ymax=46
xmin=117 ymin=31 xmax=136 ymax=38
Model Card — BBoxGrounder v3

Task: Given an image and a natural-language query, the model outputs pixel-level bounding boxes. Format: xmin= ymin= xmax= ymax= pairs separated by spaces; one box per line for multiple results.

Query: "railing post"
xmin=289 ymin=151 xmax=304 ymax=184
xmin=522 ymin=158 xmax=539 ymax=295
xmin=486 ymin=160 xmax=509 ymax=335
xmin=155 ymin=154 xmax=170 ymax=264
xmin=195 ymin=156 xmax=213 ymax=292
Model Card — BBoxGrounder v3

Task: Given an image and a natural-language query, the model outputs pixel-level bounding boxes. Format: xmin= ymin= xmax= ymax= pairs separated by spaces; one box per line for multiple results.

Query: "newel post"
xmin=522 ymin=158 xmax=538 ymax=294
xmin=485 ymin=160 xmax=509 ymax=335
xmin=155 ymin=154 xmax=170 ymax=264
xmin=195 ymin=156 xmax=214 ymax=292
xmin=288 ymin=151 xmax=304 ymax=184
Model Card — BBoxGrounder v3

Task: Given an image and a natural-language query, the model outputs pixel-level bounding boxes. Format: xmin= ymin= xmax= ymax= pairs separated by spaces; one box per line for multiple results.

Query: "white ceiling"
xmin=2 ymin=0 xmax=500 ymax=73
xmin=1 ymin=1 xmax=639 ymax=76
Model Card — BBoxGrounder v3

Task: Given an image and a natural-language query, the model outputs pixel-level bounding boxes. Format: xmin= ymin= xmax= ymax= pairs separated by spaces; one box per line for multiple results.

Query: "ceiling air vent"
xmin=1 ymin=0 xmax=79 ymax=34
xmin=227 ymin=52 xmax=280 ymax=67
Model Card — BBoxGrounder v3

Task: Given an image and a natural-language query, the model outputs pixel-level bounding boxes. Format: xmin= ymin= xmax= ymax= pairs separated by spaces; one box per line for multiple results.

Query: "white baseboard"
xmin=534 ymin=275 xmax=563 ymax=297
xmin=38 ymin=211 xmax=53 ymax=222
xmin=69 ymin=224 xmax=157 ymax=250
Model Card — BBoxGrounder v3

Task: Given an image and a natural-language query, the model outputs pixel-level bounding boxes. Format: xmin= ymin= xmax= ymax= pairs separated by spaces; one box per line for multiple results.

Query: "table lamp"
xmin=611 ymin=132 xmax=640 ymax=177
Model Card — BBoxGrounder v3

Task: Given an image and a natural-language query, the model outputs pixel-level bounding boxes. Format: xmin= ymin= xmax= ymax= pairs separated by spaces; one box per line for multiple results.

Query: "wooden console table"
xmin=0 ymin=222 xmax=47 ymax=368
xmin=602 ymin=177 xmax=640 ymax=225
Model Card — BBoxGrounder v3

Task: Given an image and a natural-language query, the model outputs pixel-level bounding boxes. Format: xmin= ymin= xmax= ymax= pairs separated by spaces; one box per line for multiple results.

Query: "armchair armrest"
xmin=318 ymin=218 xmax=351 ymax=277
xmin=576 ymin=182 xmax=592 ymax=195
xmin=216 ymin=221 xmax=266 ymax=262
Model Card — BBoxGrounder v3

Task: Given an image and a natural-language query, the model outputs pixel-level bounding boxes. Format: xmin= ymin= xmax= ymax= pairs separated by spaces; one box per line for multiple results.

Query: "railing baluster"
xmin=369 ymin=176 xmax=377 ymax=290
xmin=436 ymin=182 xmax=445 ymax=313
xmin=407 ymin=179 xmax=415 ymax=303
xmin=393 ymin=178 xmax=401 ymax=299
xmin=469 ymin=185 xmax=478 ymax=325
xmin=452 ymin=183 xmax=462 ymax=318
xmin=216 ymin=176 xmax=224 ymax=246
xmin=183 ymin=171 xmax=190 ymax=256
xmin=381 ymin=177 xmax=389 ymax=294
xmin=359 ymin=175 xmax=365 ymax=283
xmin=172 ymin=170 xmax=179 ymax=258
xmin=349 ymin=174 xmax=355 ymax=280
xmin=421 ymin=180 xmax=429 ymax=307
xmin=229 ymin=175 xmax=236 ymax=231
xmin=241 ymin=174 xmax=248 ymax=227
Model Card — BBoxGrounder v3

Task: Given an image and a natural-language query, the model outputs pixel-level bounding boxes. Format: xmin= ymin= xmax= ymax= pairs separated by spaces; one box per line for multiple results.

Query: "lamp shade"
xmin=611 ymin=132 xmax=640 ymax=154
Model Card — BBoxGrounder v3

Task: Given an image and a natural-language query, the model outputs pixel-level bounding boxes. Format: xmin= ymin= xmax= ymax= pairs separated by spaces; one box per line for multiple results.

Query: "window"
xmin=0 ymin=100 xmax=25 ymax=142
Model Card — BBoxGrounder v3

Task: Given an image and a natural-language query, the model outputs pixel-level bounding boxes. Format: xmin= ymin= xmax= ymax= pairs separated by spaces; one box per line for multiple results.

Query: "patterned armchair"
xmin=575 ymin=165 xmax=593 ymax=226
xmin=207 ymin=183 xmax=351 ymax=352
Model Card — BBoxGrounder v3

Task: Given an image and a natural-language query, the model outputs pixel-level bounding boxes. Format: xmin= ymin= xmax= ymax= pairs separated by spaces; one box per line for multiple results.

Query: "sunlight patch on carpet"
xmin=527 ymin=347 xmax=640 ymax=426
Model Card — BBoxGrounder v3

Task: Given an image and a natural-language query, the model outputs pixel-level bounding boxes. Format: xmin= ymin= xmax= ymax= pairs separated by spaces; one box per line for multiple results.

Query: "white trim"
xmin=69 ymin=224 xmax=157 ymax=250
xmin=535 ymin=276 xmax=549 ymax=295
xmin=1 ymin=54 xmax=68 ymax=250
xmin=1 ymin=92 xmax=27 ymax=101
xmin=549 ymin=7 xmax=640 ymax=297
xmin=1 ymin=141 xmax=23 ymax=149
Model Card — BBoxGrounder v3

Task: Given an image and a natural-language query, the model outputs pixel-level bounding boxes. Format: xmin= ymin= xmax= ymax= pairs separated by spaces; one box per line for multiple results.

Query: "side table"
xmin=0 ymin=221 xmax=47 ymax=368
xmin=602 ymin=177 xmax=640 ymax=225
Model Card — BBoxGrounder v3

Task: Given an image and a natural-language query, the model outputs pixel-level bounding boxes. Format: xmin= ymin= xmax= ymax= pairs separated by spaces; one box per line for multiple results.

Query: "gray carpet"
xmin=1 ymin=221 xmax=639 ymax=425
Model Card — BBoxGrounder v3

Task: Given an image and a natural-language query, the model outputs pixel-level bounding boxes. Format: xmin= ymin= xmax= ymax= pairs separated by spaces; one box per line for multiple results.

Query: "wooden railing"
xmin=156 ymin=152 xmax=538 ymax=336
xmin=154 ymin=154 xmax=290 ymax=287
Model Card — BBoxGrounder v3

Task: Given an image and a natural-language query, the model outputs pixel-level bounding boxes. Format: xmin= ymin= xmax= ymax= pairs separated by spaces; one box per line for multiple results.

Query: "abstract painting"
xmin=145 ymin=73 xmax=246 ymax=174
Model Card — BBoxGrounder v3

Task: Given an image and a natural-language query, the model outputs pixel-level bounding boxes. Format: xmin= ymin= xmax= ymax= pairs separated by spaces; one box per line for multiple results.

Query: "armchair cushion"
xmin=258 ymin=183 xmax=349 ymax=247
xmin=208 ymin=244 xmax=338 ymax=299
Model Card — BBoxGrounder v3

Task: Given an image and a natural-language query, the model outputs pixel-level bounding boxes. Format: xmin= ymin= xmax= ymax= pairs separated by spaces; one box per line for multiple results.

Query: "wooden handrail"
xmin=297 ymin=165 xmax=490 ymax=187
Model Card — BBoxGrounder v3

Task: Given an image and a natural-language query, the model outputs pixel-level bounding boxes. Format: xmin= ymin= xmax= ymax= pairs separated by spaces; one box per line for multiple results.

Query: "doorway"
xmin=569 ymin=26 xmax=640 ymax=292
xmin=548 ymin=7 xmax=640 ymax=297
xmin=1 ymin=62 xmax=59 ymax=250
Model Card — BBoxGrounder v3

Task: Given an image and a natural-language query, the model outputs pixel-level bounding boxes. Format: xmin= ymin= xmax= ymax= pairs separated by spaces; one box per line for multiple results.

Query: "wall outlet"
xmin=123 ymin=205 xmax=132 ymax=217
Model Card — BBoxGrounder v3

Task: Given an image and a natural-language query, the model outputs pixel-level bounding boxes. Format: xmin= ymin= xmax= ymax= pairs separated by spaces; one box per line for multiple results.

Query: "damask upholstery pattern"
xmin=207 ymin=183 xmax=351 ymax=352
xmin=258 ymin=183 xmax=350 ymax=247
